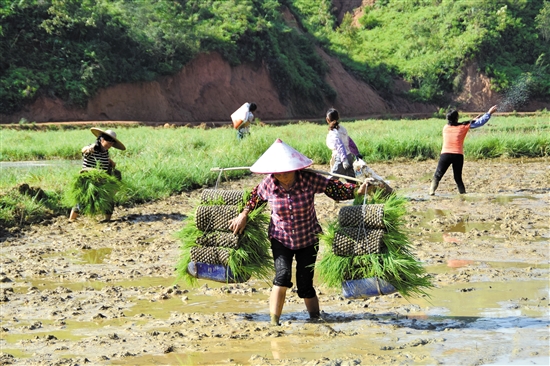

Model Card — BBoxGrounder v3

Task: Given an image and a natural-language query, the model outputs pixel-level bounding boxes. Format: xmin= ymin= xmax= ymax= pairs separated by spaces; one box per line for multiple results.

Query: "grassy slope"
xmin=290 ymin=0 xmax=550 ymax=102
xmin=1 ymin=0 xmax=548 ymax=117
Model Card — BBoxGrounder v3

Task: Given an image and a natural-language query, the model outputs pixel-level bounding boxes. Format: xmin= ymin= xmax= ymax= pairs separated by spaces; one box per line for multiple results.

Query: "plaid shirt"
xmin=246 ymin=170 xmax=356 ymax=250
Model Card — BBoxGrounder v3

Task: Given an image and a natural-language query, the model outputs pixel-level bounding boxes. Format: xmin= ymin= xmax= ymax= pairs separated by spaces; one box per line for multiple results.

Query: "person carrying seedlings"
xmin=231 ymin=102 xmax=257 ymax=140
xmin=229 ymin=138 xmax=370 ymax=326
xmin=429 ymin=105 xmax=498 ymax=195
xmin=68 ymin=128 xmax=126 ymax=222
xmin=325 ymin=108 xmax=362 ymax=180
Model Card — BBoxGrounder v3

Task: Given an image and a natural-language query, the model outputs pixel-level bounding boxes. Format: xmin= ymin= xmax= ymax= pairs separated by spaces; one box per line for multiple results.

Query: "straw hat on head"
xmin=250 ymin=138 xmax=313 ymax=174
xmin=91 ymin=128 xmax=126 ymax=150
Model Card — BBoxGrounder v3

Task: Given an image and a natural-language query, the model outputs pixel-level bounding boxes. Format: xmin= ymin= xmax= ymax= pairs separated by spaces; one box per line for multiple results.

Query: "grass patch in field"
xmin=0 ymin=115 xmax=548 ymax=227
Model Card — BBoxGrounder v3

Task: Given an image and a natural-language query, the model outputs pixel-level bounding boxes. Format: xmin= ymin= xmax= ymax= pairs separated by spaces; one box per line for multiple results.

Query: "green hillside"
xmin=290 ymin=0 xmax=550 ymax=104
xmin=1 ymin=0 xmax=549 ymax=115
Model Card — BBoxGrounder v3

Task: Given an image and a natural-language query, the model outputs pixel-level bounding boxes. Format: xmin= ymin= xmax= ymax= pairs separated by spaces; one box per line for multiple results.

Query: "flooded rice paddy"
xmin=1 ymin=159 xmax=548 ymax=365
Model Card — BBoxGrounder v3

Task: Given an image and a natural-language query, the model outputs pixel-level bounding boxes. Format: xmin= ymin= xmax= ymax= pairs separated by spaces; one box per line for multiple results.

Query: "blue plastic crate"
xmin=187 ymin=261 xmax=251 ymax=283
xmin=342 ymin=277 xmax=397 ymax=298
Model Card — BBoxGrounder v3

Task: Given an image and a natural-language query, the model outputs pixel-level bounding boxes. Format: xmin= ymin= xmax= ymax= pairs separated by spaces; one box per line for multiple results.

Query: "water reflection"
xmin=81 ymin=248 xmax=113 ymax=264
xmin=446 ymin=221 xmax=496 ymax=233
xmin=0 ymin=160 xmax=80 ymax=168
xmin=407 ymin=279 xmax=549 ymax=320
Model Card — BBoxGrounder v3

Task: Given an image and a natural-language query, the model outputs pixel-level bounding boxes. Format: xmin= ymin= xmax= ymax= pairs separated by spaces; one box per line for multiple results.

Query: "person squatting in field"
xmin=68 ymin=128 xmax=125 ymax=222
xmin=229 ymin=139 xmax=370 ymax=326
xmin=430 ymin=105 xmax=498 ymax=195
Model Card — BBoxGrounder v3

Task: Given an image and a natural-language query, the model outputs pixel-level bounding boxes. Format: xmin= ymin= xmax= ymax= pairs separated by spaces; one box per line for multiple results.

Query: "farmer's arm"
xmin=471 ymin=105 xmax=498 ymax=129
xmin=229 ymin=186 xmax=266 ymax=234
xmin=324 ymin=179 xmax=369 ymax=201
xmin=327 ymin=131 xmax=347 ymax=162
xmin=334 ymin=137 xmax=348 ymax=162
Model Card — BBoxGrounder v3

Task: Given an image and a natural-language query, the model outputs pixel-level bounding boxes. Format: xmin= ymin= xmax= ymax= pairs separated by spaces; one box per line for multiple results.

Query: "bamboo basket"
xmin=176 ymin=189 xmax=272 ymax=285
xmin=317 ymin=192 xmax=433 ymax=299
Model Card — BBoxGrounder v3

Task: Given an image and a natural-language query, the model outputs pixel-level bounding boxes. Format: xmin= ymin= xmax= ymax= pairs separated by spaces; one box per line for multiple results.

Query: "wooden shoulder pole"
xmin=304 ymin=168 xmax=364 ymax=183
xmin=210 ymin=167 xmax=364 ymax=184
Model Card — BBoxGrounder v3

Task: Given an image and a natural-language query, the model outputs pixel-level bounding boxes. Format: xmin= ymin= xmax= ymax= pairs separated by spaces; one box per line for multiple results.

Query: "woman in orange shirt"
xmin=429 ymin=105 xmax=497 ymax=195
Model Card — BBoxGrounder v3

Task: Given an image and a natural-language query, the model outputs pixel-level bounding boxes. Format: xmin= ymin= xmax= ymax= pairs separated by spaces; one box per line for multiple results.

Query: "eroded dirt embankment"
xmin=4 ymin=46 xmax=547 ymax=125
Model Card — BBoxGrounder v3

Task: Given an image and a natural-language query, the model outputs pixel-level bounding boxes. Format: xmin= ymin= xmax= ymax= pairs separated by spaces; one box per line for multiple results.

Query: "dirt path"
xmin=1 ymin=159 xmax=548 ymax=365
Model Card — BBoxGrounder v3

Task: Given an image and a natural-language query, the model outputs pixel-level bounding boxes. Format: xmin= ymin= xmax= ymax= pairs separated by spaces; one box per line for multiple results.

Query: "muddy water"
xmin=2 ymin=263 xmax=547 ymax=365
xmin=1 ymin=159 xmax=549 ymax=365
xmin=0 ymin=161 xmax=80 ymax=168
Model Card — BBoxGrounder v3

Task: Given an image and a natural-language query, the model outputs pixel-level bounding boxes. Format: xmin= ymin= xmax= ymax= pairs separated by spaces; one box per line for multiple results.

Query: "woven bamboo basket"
xmin=195 ymin=205 xmax=239 ymax=232
xmin=333 ymin=227 xmax=385 ymax=256
xmin=195 ymin=231 xmax=240 ymax=249
xmin=190 ymin=246 xmax=230 ymax=266
xmin=338 ymin=204 xmax=384 ymax=228
xmin=178 ymin=187 xmax=272 ymax=285
xmin=200 ymin=189 xmax=244 ymax=206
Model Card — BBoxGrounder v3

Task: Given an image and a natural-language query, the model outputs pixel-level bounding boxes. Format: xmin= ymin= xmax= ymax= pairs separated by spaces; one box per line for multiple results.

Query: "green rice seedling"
xmin=318 ymin=191 xmax=433 ymax=299
xmin=65 ymin=169 xmax=123 ymax=216
xmin=175 ymin=190 xmax=273 ymax=286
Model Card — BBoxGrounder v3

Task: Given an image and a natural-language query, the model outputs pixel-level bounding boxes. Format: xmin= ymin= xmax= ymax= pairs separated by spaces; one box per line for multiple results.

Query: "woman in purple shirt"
xmin=230 ymin=139 xmax=369 ymax=326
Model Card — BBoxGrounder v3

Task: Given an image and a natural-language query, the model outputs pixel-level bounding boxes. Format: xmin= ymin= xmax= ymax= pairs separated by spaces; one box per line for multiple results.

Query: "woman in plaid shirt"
xmin=230 ymin=139 xmax=369 ymax=326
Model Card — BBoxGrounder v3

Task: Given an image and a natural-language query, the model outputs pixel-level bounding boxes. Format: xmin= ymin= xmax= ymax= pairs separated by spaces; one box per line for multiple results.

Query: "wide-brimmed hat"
xmin=250 ymin=138 xmax=313 ymax=174
xmin=91 ymin=128 xmax=126 ymax=150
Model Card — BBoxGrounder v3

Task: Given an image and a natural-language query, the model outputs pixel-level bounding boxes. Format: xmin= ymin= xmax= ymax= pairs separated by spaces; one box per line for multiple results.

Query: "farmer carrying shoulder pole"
xmin=231 ymin=102 xmax=257 ymax=140
xmin=430 ymin=105 xmax=498 ymax=195
xmin=229 ymin=139 xmax=370 ymax=326
xmin=68 ymin=128 xmax=125 ymax=222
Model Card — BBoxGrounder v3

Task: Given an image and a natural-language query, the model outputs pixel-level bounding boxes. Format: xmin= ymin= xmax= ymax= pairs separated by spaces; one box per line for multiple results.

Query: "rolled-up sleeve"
xmin=324 ymin=179 xmax=356 ymax=201
xmin=470 ymin=113 xmax=491 ymax=129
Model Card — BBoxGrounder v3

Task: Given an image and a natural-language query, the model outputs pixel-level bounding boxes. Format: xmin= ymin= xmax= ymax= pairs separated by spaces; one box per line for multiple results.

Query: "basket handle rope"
xmin=354 ymin=191 xmax=369 ymax=246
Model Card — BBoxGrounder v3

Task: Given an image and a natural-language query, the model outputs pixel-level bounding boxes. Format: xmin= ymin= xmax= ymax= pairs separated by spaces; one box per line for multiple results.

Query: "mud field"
xmin=1 ymin=159 xmax=548 ymax=366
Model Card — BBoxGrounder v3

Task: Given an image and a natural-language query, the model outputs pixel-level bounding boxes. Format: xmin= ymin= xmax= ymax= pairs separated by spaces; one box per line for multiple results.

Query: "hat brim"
xmin=91 ymin=128 xmax=126 ymax=150
xmin=249 ymin=139 xmax=313 ymax=174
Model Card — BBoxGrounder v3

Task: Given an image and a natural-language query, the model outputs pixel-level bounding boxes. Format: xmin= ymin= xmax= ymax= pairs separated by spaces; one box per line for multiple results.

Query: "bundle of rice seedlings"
xmin=65 ymin=169 xmax=122 ymax=216
xmin=317 ymin=190 xmax=433 ymax=298
xmin=175 ymin=190 xmax=273 ymax=286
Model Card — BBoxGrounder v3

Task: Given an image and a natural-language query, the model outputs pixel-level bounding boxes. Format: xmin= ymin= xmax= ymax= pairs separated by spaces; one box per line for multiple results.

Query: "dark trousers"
xmin=271 ymin=239 xmax=318 ymax=299
xmin=434 ymin=153 xmax=465 ymax=193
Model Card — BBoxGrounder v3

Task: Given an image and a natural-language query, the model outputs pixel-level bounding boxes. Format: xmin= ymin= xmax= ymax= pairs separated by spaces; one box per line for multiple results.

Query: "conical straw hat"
xmin=250 ymin=139 xmax=313 ymax=174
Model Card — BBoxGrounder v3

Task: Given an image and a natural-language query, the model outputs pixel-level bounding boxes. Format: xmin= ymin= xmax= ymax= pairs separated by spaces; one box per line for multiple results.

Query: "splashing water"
xmin=498 ymin=73 xmax=535 ymax=112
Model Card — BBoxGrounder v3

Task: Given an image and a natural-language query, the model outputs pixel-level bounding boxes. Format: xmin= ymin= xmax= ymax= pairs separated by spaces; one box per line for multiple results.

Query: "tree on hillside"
xmin=0 ymin=0 xmax=334 ymax=115
xmin=536 ymin=1 xmax=550 ymax=41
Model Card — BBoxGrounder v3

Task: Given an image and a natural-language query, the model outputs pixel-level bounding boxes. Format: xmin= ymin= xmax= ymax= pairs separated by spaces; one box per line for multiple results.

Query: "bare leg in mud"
xmin=305 ymin=296 xmax=320 ymax=319
xmin=270 ymin=285 xmax=287 ymax=326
